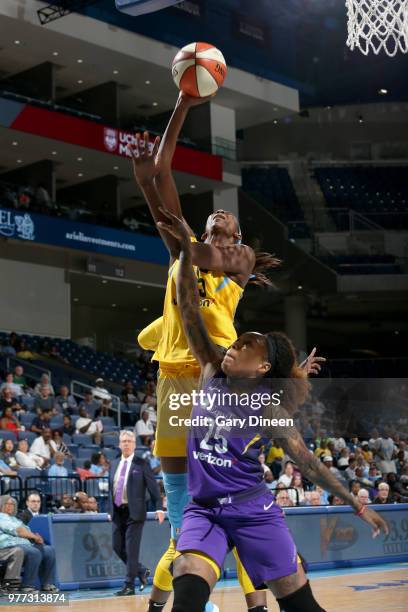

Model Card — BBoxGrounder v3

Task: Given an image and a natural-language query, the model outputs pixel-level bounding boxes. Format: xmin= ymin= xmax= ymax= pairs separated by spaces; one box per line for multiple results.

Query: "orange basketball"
xmin=172 ymin=42 xmax=227 ymax=98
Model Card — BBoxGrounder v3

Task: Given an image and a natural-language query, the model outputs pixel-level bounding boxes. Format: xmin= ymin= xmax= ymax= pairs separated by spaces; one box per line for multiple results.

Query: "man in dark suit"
xmin=17 ymin=492 xmax=42 ymax=524
xmin=109 ymin=429 xmax=165 ymax=596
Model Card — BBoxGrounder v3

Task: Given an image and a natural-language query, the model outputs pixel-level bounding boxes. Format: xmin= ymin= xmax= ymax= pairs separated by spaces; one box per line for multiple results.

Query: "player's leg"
xmin=172 ymin=552 xmax=219 ymax=612
xmin=233 ymin=548 xmax=268 ymax=612
xmin=267 ymin=564 xmax=326 ymax=612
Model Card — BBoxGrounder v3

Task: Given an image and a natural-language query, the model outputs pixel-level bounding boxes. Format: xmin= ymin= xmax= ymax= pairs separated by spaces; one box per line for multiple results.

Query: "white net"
xmin=346 ymin=0 xmax=408 ymax=56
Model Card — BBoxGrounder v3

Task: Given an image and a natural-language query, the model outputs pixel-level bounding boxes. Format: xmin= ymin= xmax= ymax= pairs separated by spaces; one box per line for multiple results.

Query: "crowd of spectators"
xmin=262 ymin=427 xmax=408 ymax=507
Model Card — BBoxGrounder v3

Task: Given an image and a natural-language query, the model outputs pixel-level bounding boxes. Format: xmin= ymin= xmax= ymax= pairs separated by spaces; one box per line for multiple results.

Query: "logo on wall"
xmin=0 ymin=209 xmax=35 ymax=241
xmin=104 ymin=128 xmax=118 ymax=152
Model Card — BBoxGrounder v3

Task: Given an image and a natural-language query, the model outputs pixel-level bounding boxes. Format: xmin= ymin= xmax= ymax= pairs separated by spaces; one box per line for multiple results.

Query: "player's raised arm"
xmin=129 ymin=131 xmax=183 ymax=258
xmin=157 ymin=208 xmax=221 ymax=370
xmin=265 ymin=404 xmax=389 ymax=538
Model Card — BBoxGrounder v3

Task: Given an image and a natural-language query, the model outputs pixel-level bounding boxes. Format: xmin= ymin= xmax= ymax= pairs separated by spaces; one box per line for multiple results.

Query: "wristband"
xmin=356 ymin=504 xmax=366 ymax=517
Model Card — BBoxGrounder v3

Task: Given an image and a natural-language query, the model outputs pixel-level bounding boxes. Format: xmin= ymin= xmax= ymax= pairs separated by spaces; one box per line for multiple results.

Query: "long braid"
xmin=249 ymin=251 xmax=281 ymax=287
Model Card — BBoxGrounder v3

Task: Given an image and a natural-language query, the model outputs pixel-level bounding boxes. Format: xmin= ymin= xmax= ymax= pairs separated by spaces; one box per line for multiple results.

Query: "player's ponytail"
xmin=265 ymin=331 xmax=310 ymax=414
xmin=249 ymin=251 xmax=281 ymax=287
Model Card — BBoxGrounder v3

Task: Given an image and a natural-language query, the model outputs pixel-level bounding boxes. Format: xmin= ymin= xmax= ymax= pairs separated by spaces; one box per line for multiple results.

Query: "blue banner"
xmin=0 ymin=208 xmax=168 ymax=265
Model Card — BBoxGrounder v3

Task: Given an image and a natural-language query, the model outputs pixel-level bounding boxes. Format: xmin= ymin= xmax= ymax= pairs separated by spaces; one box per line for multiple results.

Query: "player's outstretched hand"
xmin=359 ymin=507 xmax=389 ymax=538
xmin=157 ymin=207 xmax=191 ymax=245
xmin=178 ymin=90 xmax=215 ymax=108
xmin=128 ymin=131 xmax=160 ymax=187
xmin=300 ymin=347 xmax=326 ymax=375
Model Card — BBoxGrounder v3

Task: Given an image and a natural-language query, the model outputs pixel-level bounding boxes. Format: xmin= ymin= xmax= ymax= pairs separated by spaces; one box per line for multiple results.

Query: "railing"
xmin=25 ymin=475 xmax=82 ymax=499
xmin=70 ymin=380 xmax=121 ymax=428
xmin=5 ymin=356 xmax=52 ymax=385
xmin=0 ymin=475 xmax=23 ymax=503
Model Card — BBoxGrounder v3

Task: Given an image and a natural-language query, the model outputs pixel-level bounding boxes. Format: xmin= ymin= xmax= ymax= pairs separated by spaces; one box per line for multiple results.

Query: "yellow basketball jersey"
xmin=153 ymin=246 xmax=243 ymax=368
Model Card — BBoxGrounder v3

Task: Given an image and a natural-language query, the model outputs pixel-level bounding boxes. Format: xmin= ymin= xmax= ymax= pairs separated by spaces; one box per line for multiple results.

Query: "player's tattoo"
xmin=177 ymin=243 xmax=221 ymax=369
xmin=263 ymin=403 xmax=360 ymax=511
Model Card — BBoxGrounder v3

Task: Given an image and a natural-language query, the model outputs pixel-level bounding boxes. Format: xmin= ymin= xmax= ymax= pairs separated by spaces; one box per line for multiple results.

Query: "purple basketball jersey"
xmin=187 ymin=373 xmax=265 ymax=499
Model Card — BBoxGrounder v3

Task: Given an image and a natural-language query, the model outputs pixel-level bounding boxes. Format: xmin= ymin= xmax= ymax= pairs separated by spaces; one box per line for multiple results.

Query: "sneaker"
xmin=42 ymin=584 xmax=59 ymax=593
xmin=205 ymin=604 xmax=220 ymax=612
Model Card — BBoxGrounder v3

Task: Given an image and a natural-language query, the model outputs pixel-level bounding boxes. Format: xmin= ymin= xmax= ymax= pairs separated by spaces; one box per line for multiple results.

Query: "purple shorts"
xmin=176 ymin=491 xmax=298 ymax=589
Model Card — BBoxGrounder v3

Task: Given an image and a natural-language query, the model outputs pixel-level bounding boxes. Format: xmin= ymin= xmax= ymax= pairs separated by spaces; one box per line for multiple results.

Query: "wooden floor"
xmin=7 ymin=566 xmax=408 ymax=611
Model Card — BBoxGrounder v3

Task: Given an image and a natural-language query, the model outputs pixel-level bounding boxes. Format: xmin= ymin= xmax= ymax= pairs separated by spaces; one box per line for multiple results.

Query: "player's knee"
xmin=172 ymin=574 xmax=210 ymax=612
xmin=172 ymin=553 xmax=194 ymax=579
xmin=276 ymin=581 xmax=326 ymax=612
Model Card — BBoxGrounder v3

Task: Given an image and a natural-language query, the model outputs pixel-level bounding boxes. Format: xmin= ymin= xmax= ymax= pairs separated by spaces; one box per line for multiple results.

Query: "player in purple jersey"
xmin=158 ymin=208 xmax=389 ymax=612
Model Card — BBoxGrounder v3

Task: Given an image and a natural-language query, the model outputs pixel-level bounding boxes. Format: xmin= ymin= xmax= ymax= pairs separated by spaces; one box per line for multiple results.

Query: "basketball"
xmin=172 ymin=42 xmax=227 ymax=97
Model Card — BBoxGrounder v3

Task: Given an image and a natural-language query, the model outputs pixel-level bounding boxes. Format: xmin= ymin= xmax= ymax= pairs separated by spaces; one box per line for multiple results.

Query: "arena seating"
xmin=314 ymin=166 xmax=408 ymax=229
xmin=241 ymin=166 xmax=309 ymax=237
xmin=321 ymin=253 xmax=402 ymax=275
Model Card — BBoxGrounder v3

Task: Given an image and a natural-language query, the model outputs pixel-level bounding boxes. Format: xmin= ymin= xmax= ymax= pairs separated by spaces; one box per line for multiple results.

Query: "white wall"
xmin=0 ymin=259 xmax=70 ymax=337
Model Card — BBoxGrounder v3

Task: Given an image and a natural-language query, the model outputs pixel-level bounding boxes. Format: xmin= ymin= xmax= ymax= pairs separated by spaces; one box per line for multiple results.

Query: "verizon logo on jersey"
xmin=192 ymin=450 xmax=232 ymax=468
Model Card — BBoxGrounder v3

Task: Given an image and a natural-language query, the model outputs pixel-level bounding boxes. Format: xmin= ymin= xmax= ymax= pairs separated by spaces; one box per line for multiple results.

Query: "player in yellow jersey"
xmin=129 ymin=92 xmax=304 ymax=612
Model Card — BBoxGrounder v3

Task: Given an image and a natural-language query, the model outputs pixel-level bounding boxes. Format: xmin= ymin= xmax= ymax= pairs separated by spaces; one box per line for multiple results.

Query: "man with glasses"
xmin=17 ymin=493 xmax=42 ymax=525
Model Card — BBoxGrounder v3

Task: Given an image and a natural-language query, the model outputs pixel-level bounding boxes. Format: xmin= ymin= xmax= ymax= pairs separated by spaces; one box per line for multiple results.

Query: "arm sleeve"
xmin=142 ymin=460 xmax=163 ymax=511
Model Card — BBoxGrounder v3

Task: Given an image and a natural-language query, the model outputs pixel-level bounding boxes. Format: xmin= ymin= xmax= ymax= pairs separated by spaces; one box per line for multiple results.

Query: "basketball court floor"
xmin=4 ymin=563 xmax=407 ymax=611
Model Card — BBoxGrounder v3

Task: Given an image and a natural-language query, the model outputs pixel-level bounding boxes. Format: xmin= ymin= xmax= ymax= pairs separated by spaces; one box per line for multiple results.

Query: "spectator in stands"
xmin=72 ymin=492 xmax=90 ymax=513
xmin=386 ymin=472 xmax=408 ymax=502
xmin=258 ymin=452 xmax=273 ymax=482
xmin=360 ymin=441 xmax=373 ymax=462
xmin=78 ymin=390 xmax=100 ymax=418
xmin=396 ymin=450 xmax=407 ymax=475
xmin=354 ymin=466 xmax=372 ymax=488
xmin=337 ymin=448 xmax=350 ymax=469
xmin=15 ymin=439 xmax=44 ymax=469
xmin=0 ymin=406 xmax=22 ymax=433
xmin=121 ymin=381 xmax=138 ymax=405
xmin=350 ymin=480 xmax=361 ymax=498
xmin=87 ymin=497 xmax=98 ymax=513
xmin=16 ymin=342 xmax=36 ymax=362
xmin=30 ymin=428 xmax=57 ymax=464
xmin=0 ymin=373 xmax=22 ymax=398
xmin=48 ymin=345 xmax=68 ymax=364
xmin=315 ymin=485 xmax=330 ymax=505
xmin=345 ymin=457 xmax=357 ymax=481
xmin=56 ymin=494 xmax=75 ymax=512
xmin=314 ymin=439 xmax=330 ymax=459
xmin=8 ymin=333 xmax=21 ymax=353
xmin=90 ymin=452 xmax=109 ymax=476
xmin=30 ymin=409 xmax=52 ymax=434
xmin=0 ymin=439 xmax=18 ymax=469
xmin=278 ymin=461 xmax=295 ymax=488
xmin=142 ymin=439 xmax=161 ymax=475
xmin=140 ymin=396 xmax=157 ymax=425
xmin=52 ymin=431 xmax=71 ymax=458
xmin=48 ymin=453 xmax=68 ymax=478
xmin=332 ymin=431 xmax=346 ymax=453
xmin=17 ymin=493 xmax=42 ymax=524
xmin=75 ymin=406 xmax=103 ymax=445
xmin=13 ymin=366 xmax=27 ymax=390
xmin=357 ymin=489 xmax=371 ymax=506
xmin=0 ymin=534 xmax=25 ymax=593
xmin=33 ymin=388 xmax=55 ymax=415
xmin=76 ymin=460 xmax=95 ymax=482
xmin=0 ymin=456 xmax=17 ymax=477
xmin=330 ymin=496 xmax=345 ymax=506
xmin=94 ymin=399 xmax=111 ymax=419
xmin=55 ymin=386 xmax=77 ymax=415
xmin=0 ymin=340 xmax=16 ymax=357
xmin=288 ymin=473 xmax=305 ymax=506
xmin=373 ymin=482 xmax=395 ymax=504
xmin=92 ymin=378 xmax=111 ymax=403
xmin=322 ymin=455 xmax=345 ymax=483
xmin=134 ymin=410 xmax=155 ymax=446
xmin=1 ymin=388 xmax=23 ymax=417
xmin=0 ymin=495 xmax=58 ymax=593
xmin=275 ymin=490 xmax=293 ymax=508
xmin=62 ymin=414 xmax=75 ymax=437
xmin=367 ymin=462 xmax=381 ymax=485
xmin=34 ymin=183 xmax=52 ymax=209
xmin=33 ymin=374 xmax=55 ymax=397
xmin=308 ymin=491 xmax=322 ymax=507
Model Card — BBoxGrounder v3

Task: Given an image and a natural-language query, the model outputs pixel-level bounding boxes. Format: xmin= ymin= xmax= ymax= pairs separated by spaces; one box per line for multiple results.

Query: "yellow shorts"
xmin=154 ymin=365 xmax=201 ymax=458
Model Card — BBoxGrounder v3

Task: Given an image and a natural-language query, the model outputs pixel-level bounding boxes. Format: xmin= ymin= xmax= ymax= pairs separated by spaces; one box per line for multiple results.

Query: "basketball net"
xmin=346 ymin=0 xmax=408 ymax=56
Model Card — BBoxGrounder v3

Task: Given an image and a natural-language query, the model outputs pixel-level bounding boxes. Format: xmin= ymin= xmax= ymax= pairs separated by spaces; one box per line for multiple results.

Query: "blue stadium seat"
xmin=19 ymin=431 xmax=37 ymax=446
xmin=103 ymin=447 xmax=120 ymax=460
xmin=67 ymin=444 xmax=79 ymax=457
xmin=72 ymin=434 xmax=93 ymax=446
xmin=103 ymin=432 xmax=119 ymax=447
xmin=50 ymin=416 xmax=64 ymax=429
